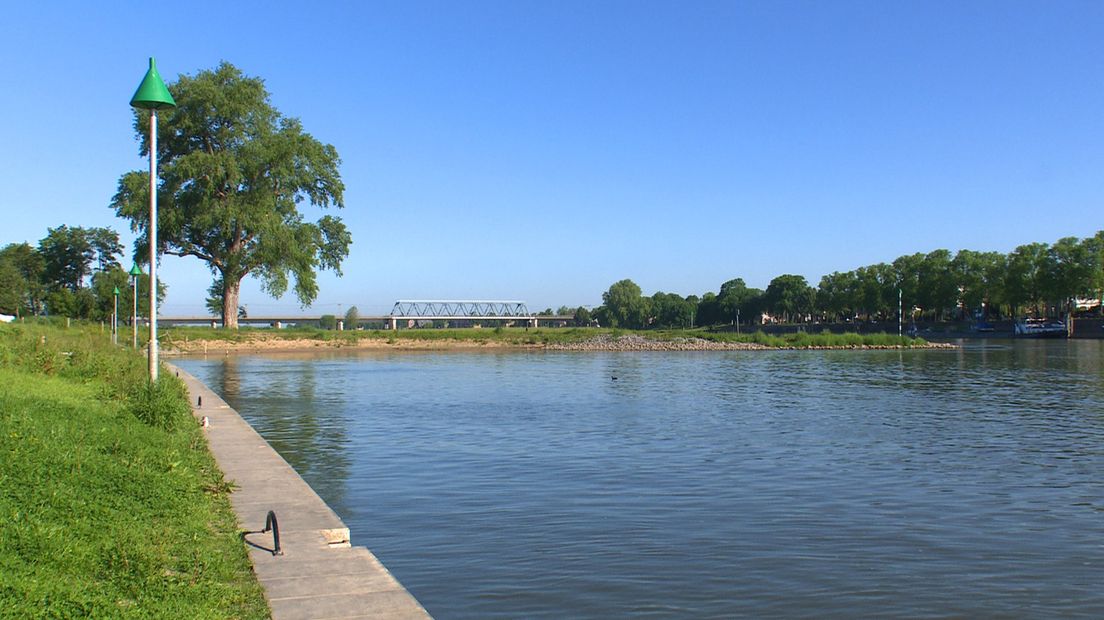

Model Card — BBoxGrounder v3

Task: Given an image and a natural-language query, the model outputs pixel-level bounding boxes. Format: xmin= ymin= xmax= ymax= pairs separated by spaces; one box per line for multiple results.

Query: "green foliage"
xmin=764 ymin=274 xmax=815 ymax=322
xmin=38 ymin=225 xmax=123 ymax=298
xmin=696 ymin=291 xmax=722 ymax=326
xmin=38 ymin=225 xmax=95 ymax=291
xmin=718 ymin=278 xmax=761 ymax=324
xmin=319 ymin=314 xmax=337 ymax=330
xmin=128 ymin=377 xmax=193 ymax=431
xmin=1005 ymin=242 xmax=1050 ymax=316
xmin=90 ymin=266 xmax=161 ymax=324
xmin=1046 ymin=237 xmax=1097 ymax=306
xmin=161 ymin=324 xmax=935 ymax=350
xmin=0 ymin=243 xmax=47 ymax=316
xmin=650 ymin=291 xmax=694 ymax=328
xmin=806 ymin=231 xmax=1104 ymax=323
xmin=0 ymin=322 xmax=269 ymax=618
xmin=344 ymin=305 xmax=360 ymax=328
xmin=917 ymin=249 xmax=957 ymax=320
xmin=0 ymin=231 xmax=156 ymax=323
xmin=572 ymin=306 xmax=592 ymax=326
xmin=951 ymin=249 xmax=1005 ymax=316
xmin=693 ymin=328 xmax=925 ymax=348
xmin=11 ymin=226 xmax=127 ymax=319
xmin=111 ymin=62 xmax=350 ymax=329
xmin=602 ymin=279 xmax=649 ymax=328
xmin=0 ymin=260 xmax=23 ymax=314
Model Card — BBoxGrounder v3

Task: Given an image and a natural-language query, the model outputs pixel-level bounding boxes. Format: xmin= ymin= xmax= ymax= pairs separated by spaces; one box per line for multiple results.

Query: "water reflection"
xmin=202 ymin=355 xmax=354 ymax=512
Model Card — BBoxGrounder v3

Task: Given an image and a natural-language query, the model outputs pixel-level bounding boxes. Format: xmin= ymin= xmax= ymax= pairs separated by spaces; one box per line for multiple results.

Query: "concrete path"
xmin=168 ymin=363 xmax=432 ymax=620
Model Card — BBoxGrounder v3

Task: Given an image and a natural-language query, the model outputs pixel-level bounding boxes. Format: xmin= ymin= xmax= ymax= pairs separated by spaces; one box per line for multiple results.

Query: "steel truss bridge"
xmin=390 ymin=300 xmax=530 ymax=319
xmin=388 ymin=300 xmax=540 ymax=329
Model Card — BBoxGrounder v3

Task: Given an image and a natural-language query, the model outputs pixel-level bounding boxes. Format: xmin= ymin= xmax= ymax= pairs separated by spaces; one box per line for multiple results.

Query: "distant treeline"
xmin=571 ymin=231 xmax=1104 ymax=329
xmin=0 ymin=226 xmax=161 ymax=320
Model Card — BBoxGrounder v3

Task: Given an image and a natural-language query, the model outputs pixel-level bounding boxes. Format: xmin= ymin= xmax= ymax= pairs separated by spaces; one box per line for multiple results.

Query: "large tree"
xmin=952 ymin=249 xmax=1005 ymax=318
xmin=1005 ymin=242 xmax=1050 ymax=316
xmin=1046 ymin=237 xmax=1097 ymax=312
xmin=602 ymin=279 xmax=649 ymax=328
xmin=0 ymin=243 xmax=46 ymax=316
xmin=717 ymin=278 xmax=756 ymax=324
xmin=650 ymin=291 xmax=693 ymax=328
xmin=91 ymin=266 xmax=161 ymax=323
xmin=36 ymin=226 xmax=123 ymax=317
xmin=917 ymin=249 xmax=957 ymax=320
xmin=38 ymin=226 xmax=92 ymax=291
xmin=764 ymin=274 xmax=815 ymax=323
xmin=111 ymin=62 xmax=351 ymax=329
xmin=817 ymin=271 xmax=856 ymax=322
xmin=891 ymin=253 xmax=924 ymax=319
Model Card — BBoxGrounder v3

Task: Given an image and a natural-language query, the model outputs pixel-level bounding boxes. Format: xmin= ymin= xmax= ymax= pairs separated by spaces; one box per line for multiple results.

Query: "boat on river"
xmin=1013 ymin=317 xmax=1068 ymax=338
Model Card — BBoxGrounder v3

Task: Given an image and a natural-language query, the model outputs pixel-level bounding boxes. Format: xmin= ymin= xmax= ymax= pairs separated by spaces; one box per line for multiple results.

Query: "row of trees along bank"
xmin=591 ymin=231 xmax=1104 ymax=329
xmin=0 ymin=226 xmax=161 ymax=320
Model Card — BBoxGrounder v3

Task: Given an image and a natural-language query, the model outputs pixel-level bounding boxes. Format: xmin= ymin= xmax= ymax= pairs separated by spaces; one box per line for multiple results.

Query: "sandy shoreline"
xmin=163 ymin=334 xmax=954 ymax=355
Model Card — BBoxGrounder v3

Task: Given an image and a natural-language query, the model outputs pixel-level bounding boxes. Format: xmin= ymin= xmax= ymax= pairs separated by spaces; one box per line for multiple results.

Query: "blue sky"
xmin=2 ymin=1 xmax=1102 ymax=316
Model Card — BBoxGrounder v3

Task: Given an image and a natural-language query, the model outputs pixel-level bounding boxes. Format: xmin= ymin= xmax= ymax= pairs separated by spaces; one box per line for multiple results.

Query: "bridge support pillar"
xmin=389 ymin=317 xmax=397 ymax=330
xmin=531 ymin=318 xmax=538 ymax=328
xmin=210 ymin=320 xmax=217 ymax=329
xmin=337 ymin=319 xmax=344 ymax=331
xmin=274 ymin=321 xmax=282 ymax=329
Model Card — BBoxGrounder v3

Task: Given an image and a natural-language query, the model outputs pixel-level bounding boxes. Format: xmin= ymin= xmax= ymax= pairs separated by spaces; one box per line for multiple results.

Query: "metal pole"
xmin=148 ymin=109 xmax=159 ymax=382
xmin=113 ymin=293 xmax=118 ymax=345
xmin=896 ymin=286 xmax=905 ymax=335
xmin=132 ymin=276 xmax=138 ymax=348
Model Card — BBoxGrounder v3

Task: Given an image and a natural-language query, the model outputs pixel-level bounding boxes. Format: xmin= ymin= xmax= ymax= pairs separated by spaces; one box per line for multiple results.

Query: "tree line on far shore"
xmin=575 ymin=231 xmax=1104 ymax=329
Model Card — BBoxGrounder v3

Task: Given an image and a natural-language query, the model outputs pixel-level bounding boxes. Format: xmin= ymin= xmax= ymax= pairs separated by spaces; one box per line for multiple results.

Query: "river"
xmin=175 ymin=340 xmax=1104 ymax=618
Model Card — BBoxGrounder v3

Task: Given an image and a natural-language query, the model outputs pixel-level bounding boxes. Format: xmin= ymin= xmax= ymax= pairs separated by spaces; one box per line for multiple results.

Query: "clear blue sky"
xmin=2 ymin=1 xmax=1102 ymax=316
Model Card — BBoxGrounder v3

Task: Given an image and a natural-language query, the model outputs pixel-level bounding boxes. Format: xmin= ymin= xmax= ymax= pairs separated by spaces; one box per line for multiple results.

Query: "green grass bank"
xmin=0 ymin=322 xmax=269 ymax=618
xmin=161 ymin=324 xmax=929 ymax=350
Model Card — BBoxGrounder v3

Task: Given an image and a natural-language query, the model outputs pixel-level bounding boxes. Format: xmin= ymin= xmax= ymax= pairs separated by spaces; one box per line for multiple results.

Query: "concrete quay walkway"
xmin=168 ymin=363 xmax=432 ymax=620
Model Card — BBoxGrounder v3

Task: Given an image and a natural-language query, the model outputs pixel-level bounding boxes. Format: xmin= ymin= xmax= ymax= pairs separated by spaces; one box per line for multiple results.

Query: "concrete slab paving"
xmin=168 ymin=363 xmax=432 ymax=620
xmin=268 ymin=591 xmax=430 ymax=620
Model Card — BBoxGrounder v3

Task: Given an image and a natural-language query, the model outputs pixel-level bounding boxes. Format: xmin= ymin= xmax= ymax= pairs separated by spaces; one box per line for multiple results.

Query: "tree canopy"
xmin=602 ymin=279 xmax=648 ymax=328
xmin=0 ymin=243 xmax=45 ymax=316
xmin=586 ymin=230 xmax=1103 ymax=330
xmin=764 ymin=274 xmax=815 ymax=323
xmin=38 ymin=226 xmax=121 ymax=292
xmin=1 ymin=228 xmax=160 ymax=321
xmin=111 ymin=62 xmax=351 ymax=329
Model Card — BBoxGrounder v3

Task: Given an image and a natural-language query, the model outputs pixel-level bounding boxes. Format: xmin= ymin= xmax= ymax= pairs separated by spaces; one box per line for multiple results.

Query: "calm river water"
xmin=176 ymin=340 xmax=1104 ymax=618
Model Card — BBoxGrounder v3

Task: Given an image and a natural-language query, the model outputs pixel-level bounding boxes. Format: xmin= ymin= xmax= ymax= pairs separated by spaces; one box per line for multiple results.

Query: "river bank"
xmin=161 ymin=329 xmax=952 ymax=354
xmin=547 ymin=334 xmax=954 ymax=351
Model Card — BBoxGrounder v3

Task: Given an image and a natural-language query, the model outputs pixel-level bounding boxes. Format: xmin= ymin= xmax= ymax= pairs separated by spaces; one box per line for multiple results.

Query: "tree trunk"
xmin=222 ymin=277 xmax=241 ymax=329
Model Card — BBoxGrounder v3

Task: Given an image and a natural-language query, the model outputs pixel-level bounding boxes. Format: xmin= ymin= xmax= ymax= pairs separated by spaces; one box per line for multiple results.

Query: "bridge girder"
xmin=390 ymin=300 xmax=532 ymax=319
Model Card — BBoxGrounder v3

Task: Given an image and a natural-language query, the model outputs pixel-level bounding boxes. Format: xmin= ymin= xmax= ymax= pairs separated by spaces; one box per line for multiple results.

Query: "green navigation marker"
xmin=129 ymin=57 xmax=175 ymax=381
xmin=130 ymin=57 xmax=176 ymax=110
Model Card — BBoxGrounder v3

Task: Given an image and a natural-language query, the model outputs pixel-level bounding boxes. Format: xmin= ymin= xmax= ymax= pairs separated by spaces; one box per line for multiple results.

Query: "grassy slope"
xmin=0 ymin=323 xmax=268 ymax=619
